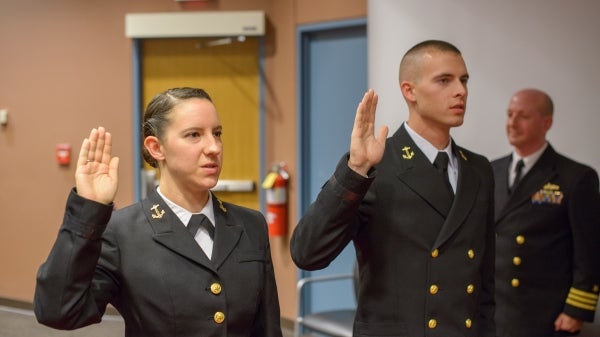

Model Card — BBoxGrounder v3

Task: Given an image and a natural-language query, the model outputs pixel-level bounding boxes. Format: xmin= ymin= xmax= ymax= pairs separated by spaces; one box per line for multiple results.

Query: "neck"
xmin=158 ymin=178 xmax=210 ymax=213
xmin=514 ymin=141 xmax=546 ymax=158
xmin=406 ymin=119 xmax=450 ymax=150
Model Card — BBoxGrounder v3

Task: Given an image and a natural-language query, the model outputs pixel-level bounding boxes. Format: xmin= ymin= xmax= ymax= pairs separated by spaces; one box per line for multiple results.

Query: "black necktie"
xmin=510 ymin=159 xmax=525 ymax=193
xmin=187 ymin=214 xmax=215 ymax=240
xmin=434 ymin=152 xmax=454 ymax=199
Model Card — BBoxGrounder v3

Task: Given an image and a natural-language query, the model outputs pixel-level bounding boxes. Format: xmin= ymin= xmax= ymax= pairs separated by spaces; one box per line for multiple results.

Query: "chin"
xmin=449 ymin=119 xmax=464 ymax=127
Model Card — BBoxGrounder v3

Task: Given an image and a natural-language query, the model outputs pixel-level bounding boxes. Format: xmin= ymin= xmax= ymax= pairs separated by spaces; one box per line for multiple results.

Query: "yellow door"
xmin=141 ymin=37 xmax=260 ymax=210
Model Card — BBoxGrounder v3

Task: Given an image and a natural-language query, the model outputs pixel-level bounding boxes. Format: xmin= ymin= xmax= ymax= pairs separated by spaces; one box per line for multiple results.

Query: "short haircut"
xmin=399 ymin=40 xmax=462 ymax=83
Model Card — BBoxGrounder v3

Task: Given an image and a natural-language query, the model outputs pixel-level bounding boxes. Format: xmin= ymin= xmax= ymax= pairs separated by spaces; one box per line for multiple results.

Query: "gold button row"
xmin=430 ymin=249 xmax=476 ymax=259
xmin=209 ymin=282 xmax=224 ymax=324
xmin=427 ymin=318 xmax=472 ymax=329
xmin=428 ymin=284 xmax=474 ymax=295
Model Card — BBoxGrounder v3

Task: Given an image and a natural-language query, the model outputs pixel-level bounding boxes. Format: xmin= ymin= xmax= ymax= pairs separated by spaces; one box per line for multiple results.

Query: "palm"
xmin=75 ymin=127 xmax=119 ymax=205
xmin=349 ymin=89 xmax=388 ymax=175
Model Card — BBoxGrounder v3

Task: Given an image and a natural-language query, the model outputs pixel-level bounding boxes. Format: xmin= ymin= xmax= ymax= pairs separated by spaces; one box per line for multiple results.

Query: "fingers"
xmin=86 ymin=127 xmax=99 ymax=163
xmin=80 ymin=127 xmax=112 ymax=165
xmin=93 ymin=127 xmax=106 ymax=164
xmin=101 ymin=130 xmax=113 ymax=165
xmin=77 ymin=138 xmax=90 ymax=167
xmin=356 ymin=89 xmax=378 ymax=123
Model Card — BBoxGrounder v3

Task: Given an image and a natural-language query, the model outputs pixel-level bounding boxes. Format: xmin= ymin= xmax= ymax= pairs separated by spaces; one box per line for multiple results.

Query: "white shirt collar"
xmin=156 ymin=186 xmax=216 ymax=227
xmin=511 ymin=142 xmax=548 ymax=176
xmin=404 ymin=121 xmax=456 ymax=170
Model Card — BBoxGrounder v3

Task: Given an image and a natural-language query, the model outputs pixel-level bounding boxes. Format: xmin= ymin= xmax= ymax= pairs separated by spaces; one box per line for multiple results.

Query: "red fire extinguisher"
xmin=262 ymin=162 xmax=289 ymax=237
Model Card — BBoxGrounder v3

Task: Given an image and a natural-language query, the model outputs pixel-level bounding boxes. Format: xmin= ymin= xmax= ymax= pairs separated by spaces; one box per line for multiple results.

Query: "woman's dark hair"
xmin=142 ymin=87 xmax=212 ymax=168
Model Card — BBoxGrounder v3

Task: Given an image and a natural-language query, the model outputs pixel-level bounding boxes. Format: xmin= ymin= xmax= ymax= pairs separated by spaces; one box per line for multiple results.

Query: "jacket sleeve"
xmin=290 ymin=154 xmax=374 ymax=271
xmin=563 ymin=168 xmax=600 ymax=321
xmin=252 ymin=232 xmax=284 ymax=337
xmin=34 ymin=188 xmax=117 ymax=330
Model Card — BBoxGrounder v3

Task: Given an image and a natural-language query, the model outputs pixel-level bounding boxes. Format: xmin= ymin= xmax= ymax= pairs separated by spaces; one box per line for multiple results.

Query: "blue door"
xmin=297 ymin=19 xmax=367 ymax=318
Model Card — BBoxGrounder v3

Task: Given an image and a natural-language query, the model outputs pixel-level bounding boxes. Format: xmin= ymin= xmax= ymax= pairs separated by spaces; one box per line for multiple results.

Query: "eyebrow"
xmin=432 ymin=72 xmax=469 ymax=80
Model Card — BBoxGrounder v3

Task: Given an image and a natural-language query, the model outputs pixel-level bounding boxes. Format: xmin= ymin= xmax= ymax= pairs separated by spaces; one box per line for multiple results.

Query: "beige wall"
xmin=0 ymin=0 xmax=365 ymax=322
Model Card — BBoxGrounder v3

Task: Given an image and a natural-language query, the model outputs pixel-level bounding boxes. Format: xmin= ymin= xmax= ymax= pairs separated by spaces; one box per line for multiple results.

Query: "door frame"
xmin=296 ymin=16 xmax=367 ymax=318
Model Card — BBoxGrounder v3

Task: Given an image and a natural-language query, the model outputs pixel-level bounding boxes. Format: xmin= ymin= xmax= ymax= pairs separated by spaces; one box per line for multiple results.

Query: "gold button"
xmin=466 ymin=284 xmax=474 ymax=294
xmin=513 ymin=256 xmax=522 ymax=266
xmin=467 ymin=249 xmax=475 ymax=259
xmin=465 ymin=318 xmax=472 ymax=328
xmin=213 ymin=311 xmax=225 ymax=324
xmin=516 ymin=235 xmax=525 ymax=245
xmin=428 ymin=319 xmax=437 ymax=329
xmin=511 ymin=278 xmax=520 ymax=287
xmin=210 ymin=282 xmax=222 ymax=295
xmin=429 ymin=284 xmax=439 ymax=294
xmin=431 ymin=249 xmax=439 ymax=258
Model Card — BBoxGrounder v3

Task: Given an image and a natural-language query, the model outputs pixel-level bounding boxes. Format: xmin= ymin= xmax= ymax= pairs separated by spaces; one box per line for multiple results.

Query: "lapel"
xmin=497 ymin=146 xmax=558 ymax=222
xmin=141 ymin=189 xmax=215 ymax=272
xmin=210 ymin=195 xmax=243 ymax=270
xmin=390 ymin=126 xmax=454 ymax=217
xmin=434 ymin=144 xmax=481 ymax=248
xmin=494 ymin=155 xmax=512 ymax=218
xmin=389 ymin=127 xmax=481 ymax=247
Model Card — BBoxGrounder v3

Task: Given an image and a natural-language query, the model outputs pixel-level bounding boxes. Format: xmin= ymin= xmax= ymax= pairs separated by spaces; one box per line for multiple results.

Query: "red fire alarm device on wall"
xmin=56 ymin=143 xmax=71 ymax=166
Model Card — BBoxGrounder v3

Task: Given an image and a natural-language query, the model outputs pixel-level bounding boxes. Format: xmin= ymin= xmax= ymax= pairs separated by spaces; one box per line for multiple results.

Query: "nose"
xmin=507 ymin=114 xmax=516 ymax=127
xmin=455 ymin=80 xmax=467 ymax=97
xmin=208 ymin=135 xmax=222 ymax=154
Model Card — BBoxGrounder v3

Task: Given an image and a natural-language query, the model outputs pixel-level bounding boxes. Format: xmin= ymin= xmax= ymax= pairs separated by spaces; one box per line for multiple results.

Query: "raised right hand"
xmin=348 ymin=89 xmax=389 ymax=176
xmin=75 ymin=127 xmax=119 ymax=205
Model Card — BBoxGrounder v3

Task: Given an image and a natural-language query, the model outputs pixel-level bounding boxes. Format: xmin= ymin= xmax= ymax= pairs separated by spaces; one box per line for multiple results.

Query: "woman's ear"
xmin=144 ymin=136 xmax=165 ymax=162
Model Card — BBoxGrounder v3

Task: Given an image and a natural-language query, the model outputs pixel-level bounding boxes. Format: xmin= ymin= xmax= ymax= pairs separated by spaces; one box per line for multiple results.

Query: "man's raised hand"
xmin=348 ymin=89 xmax=389 ymax=176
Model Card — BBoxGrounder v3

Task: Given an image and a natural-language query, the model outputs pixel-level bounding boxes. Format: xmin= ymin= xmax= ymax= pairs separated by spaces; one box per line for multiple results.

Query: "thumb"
xmin=109 ymin=157 xmax=119 ymax=179
xmin=376 ymin=125 xmax=389 ymax=143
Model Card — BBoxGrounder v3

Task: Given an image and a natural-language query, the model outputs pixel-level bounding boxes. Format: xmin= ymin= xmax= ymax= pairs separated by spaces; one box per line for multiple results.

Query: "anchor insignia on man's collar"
xmin=402 ymin=146 xmax=414 ymax=159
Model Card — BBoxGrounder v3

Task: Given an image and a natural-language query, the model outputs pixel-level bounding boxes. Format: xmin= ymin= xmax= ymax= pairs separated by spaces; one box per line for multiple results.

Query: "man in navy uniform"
xmin=291 ymin=40 xmax=496 ymax=337
xmin=492 ymin=88 xmax=600 ymax=336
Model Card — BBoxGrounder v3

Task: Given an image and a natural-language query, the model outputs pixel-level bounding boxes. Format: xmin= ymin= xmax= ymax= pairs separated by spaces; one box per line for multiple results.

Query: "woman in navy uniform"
xmin=34 ymin=87 xmax=283 ymax=337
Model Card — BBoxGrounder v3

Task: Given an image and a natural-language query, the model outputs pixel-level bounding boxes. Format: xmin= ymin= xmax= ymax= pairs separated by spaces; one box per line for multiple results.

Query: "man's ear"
xmin=544 ymin=115 xmax=553 ymax=131
xmin=144 ymin=136 xmax=165 ymax=162
xmin=400 ymin=80 xmax=416 ymax=103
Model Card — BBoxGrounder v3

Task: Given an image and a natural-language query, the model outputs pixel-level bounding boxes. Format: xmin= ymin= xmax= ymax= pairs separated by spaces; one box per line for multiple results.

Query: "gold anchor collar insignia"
xmin=150 ymin=204 xmax=165 ymax=219
xmin=216 ymin=198 xmax=227 ymax=213
xmin=402 ymin=146 xmax=414 ymax=159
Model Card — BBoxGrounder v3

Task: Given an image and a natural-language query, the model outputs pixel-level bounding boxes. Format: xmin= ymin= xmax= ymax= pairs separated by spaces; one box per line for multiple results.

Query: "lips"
xmin=201 ymin=162 xmax=220 ymax=174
